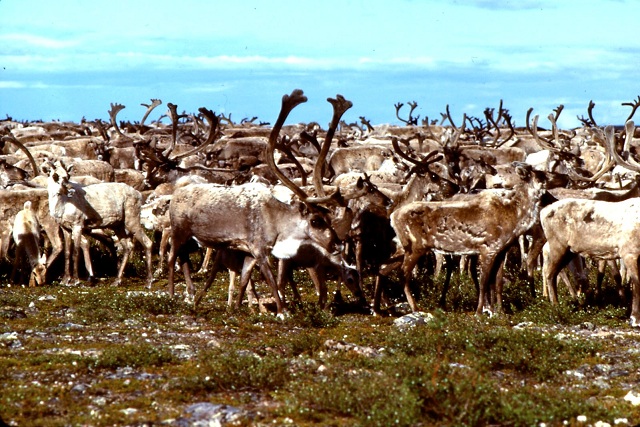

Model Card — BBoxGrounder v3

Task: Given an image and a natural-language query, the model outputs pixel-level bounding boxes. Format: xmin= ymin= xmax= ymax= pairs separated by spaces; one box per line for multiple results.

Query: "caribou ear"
xmin=298 ymin=201 xmax=309 ymax=216
xmin=329 ymin=188 xmax=346 ymax=207
xmin=513 ymin=162 xmax=532 ymax=181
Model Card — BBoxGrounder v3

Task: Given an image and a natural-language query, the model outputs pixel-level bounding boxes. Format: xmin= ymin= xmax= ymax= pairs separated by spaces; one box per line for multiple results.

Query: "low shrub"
xmin=178 ymin=348 xmax=290 ymax=394
xmin=94 ymin=342 xmax=176 ymax=369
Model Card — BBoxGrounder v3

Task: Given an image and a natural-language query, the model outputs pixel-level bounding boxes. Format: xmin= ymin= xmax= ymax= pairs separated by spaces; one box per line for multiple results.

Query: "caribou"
xmin=540 ymin=125 xmax=640 ymax=326
xmin=42 ymin=159 xmax=153 ymax=287
xmin=167 ymin=89 xmax=357 ymax=314
xmin=9 ymin=91 xmax=640 ymax=323
xmin=388 ymin=162 xmax=547 ymax=315
xmin=11 ymin=201 xmax=47 ymax=287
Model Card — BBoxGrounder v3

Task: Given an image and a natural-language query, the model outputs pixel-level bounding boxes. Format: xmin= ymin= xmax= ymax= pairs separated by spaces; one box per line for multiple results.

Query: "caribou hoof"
xmin=63 ymin=278 xmax=81 ymax=287
xmin=630 ymin=316 xmax=640 ymax=328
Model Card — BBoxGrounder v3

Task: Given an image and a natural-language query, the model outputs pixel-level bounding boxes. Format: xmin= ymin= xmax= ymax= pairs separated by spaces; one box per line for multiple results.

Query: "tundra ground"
xmin=1 ymin=259 xmax=640 ymax=427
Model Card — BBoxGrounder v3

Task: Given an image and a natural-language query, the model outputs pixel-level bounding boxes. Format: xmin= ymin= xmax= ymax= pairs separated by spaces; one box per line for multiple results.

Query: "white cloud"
xmin=183 ymin=84 xmax=235 ymax=94
xmin=0 ymin=80 xmax=105 ymax=90
xmin=0 ymin=33 xmax=78 ymax=49
xmin=0 ymin=81 xmax=26 ymax=89
xmin=3 ymin=47 xmax=635 ymax=77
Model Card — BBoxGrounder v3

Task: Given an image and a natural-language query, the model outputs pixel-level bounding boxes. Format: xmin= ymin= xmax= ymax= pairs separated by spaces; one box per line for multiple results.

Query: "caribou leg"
xmin=542 ymin=242 xmax=574 ymax=305
xmin=623 ymin=253 xmax=640 ymax=326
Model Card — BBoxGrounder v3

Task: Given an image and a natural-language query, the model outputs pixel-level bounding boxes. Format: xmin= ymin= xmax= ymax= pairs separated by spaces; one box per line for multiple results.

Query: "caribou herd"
xmin=3 ymin=90 xmax=640 ymax=324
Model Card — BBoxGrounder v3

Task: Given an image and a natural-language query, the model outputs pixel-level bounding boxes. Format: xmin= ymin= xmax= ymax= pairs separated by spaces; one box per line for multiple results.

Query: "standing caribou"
xmin=541 ymin=124 xmax=640 ymax=326
xmin=42 ymin=159 xmax=153 ymax=287
xmin=389 ymin=162 xmax=547 ymax=315
xmin=9 ymin=91 xmax=640 ymax=323
xmin=166 ymin=89 xmax=356 ymax=315
xmin=11 ymin=201 xmax=46 ymax=287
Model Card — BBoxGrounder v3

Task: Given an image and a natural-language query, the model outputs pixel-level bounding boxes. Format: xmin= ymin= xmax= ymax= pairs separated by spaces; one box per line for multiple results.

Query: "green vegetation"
xmin=0 ymin=263 xmax=639 ymax=426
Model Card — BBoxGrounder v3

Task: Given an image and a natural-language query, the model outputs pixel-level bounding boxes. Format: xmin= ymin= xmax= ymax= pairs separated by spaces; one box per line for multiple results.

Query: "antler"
xmin=566 ymin=126 xmax=615 ymax=183
xmin=445 ymin=104 xmax=457 ymax=129
xmin=266 ymin=89 xmax=310 ymax=201
xmin=394 ymin=102 xmax=407 ymax=125
xmin=527 ymin=109 xmax=557 ymax=151
xmin=168 ymin=107 xmax=221 ymax=162
xmin=312 ymin=94 xmax=353 ymax=197
xmin=576 ymin=100 xmax=597 ymax=128
xmin=0 ymin=134 xmax=40 ymax=178
xmin=484 ymin=100 xmax=512 ymax=147
xmin=493 ymin=110 xmax=515 ymax=148
xmin=391 ymin=137 xmax=442 ymax=170
xmin=140 ymin=99 xmax=162 ymax=126
xmin=395 ymin=101 xmax=419 ymax=126
xmin=359 ymin=116 xmax=374 ymax=132
xmin=273 ymin=135 xmax=310 ymax=186
xmin=546 ymin=112 xmax=569 ymax=151
xmin=606 ymin=120 xmax=640 ymax=173
xmin=108 ymin=103 xmax=127 ymax=138
xmin=162 ymin=102 xmax=181 ymax=158
xmin=622 ymin=96 xmax=640 ymax=123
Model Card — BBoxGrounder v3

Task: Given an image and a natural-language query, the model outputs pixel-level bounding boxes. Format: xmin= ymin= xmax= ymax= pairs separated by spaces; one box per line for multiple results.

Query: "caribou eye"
xmin=310 ymin=217 xmax=324 ymax=228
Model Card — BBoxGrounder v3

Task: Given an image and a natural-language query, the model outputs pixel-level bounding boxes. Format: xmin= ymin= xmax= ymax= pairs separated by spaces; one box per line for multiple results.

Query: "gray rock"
xmin=393 ymin=311 xmax=435 ymax=330
xmin=0 ymin=332 xmax=21 ymax=348
xmin=182 ymin=402 xmax=246 ymax=426
xmin=71 ymin=383 xmax=90 ymax=394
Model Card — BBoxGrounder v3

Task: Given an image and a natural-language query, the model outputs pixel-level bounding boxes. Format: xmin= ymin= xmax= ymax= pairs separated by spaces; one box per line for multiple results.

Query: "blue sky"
xmin=1 ymin=0 xmax=639 ymax=129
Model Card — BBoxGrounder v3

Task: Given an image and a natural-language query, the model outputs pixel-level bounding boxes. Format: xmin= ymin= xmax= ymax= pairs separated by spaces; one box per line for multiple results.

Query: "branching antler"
xmin=108 ymin=103 xmax=127 ymax=139
xmin=162 ymin=103 xmax=181 ymax=158
xmin=313 ymin=95 xmax=353 ymax=196
xmin=466 ymin=115 xmax=488 ymax=143
xmin=493 ymin=110 xmax=515 ymax=148
xmin=606 ymin=120 xmax=640 ymax=173
xmin=392 ymin=137 xmax=442 ymax=171
xmin=526 ymin=108 xmax=557 ymax=150
xmin=299 ymin=130 xmax=322 ymax=154
xmin=526 ymin=105 xmax=565 ymax=148
xmin=622 ymin=96 xmax=640 ymax=123
xmin=241 ymin=116 xmax=258 ymax=125
xmin=359 ymin=116 xmax=374 ymax=132
xmin=566 ymin=126 xmax=615 ymax=183
xmin=272 ymin=134 xmax=310 ymax=186
xmin=445 ymin=104 xmax=457 ymax=129
xmin=552 ymin=104 xmax=564 ymax=122
xmin=266 ymin=89 xmax=311 ymax=201
xmin=140 ymin=99 xmax=162 ymax=126
xmin=482 ymin=100 xmax=509 ymax=147
xmin=576 ymin=100 xmax=597 ymax=127
xmin=168 ymin=107 xmax=221 ymax=162
xmin=219 ymin=112 xmax=234 ymax=126
xmin=395 ymin=101 xmax=419 ymax=126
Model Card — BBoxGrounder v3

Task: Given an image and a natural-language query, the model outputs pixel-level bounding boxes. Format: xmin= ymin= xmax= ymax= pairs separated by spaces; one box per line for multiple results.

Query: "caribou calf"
xmin=389 ymin=163 xmax=547 ymax=315
xmin=11 ymin=201 xmax=46 ymax=286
